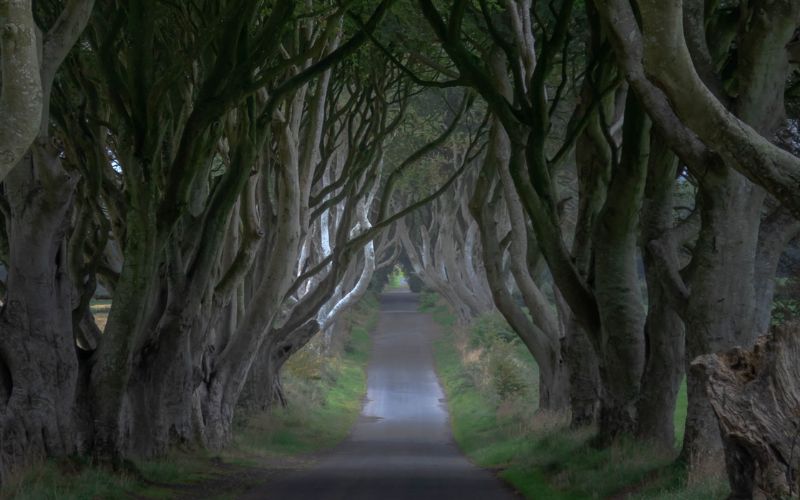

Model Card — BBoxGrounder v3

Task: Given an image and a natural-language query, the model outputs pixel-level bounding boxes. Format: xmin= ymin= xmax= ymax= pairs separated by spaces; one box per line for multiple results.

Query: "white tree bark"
xmin=317 ymin=173 xmax=381 ymax=334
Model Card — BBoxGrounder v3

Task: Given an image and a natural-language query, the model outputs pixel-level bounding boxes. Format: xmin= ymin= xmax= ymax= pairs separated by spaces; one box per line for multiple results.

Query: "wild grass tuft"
xmin=1 ymin=458 xmax=137 ymax=500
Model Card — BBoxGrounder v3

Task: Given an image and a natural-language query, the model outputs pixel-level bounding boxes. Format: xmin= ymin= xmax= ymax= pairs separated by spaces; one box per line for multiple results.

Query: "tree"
xmin=0 ymin=0 xmax=96 ymax=479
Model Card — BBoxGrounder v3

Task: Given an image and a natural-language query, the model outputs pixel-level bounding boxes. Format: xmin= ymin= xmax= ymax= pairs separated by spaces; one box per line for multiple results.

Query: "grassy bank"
xmin=3 ymin=293 xmax=379 ymax=500
xmin=422 ymin=292 xmax=728 ymax=499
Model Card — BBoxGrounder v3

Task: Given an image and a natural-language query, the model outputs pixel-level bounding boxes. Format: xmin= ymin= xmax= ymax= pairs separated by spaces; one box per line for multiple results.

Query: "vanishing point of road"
xmin=240 ymin=291 xmax=517 ymax=499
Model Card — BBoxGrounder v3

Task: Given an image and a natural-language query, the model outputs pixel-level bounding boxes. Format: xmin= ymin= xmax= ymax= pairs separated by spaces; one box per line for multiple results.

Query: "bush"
xmin=471 ymin=312 xmax=517 ymax=346
xmin=419 ymin=290 xmax=439 ymax=310
xmin=489 ymin=341 xmax=527 ymax=401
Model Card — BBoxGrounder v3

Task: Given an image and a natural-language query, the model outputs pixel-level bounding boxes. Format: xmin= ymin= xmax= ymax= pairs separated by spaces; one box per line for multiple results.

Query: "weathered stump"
xmin=692 ymin=322 xmax=800 ymax=499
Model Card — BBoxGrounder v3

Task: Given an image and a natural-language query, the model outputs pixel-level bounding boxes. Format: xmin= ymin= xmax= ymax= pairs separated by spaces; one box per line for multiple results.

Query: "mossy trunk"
xmin=592 ymin=94 xmax=649 ymax=443
xmin=89 ymin=178 xmax=160 ymax=463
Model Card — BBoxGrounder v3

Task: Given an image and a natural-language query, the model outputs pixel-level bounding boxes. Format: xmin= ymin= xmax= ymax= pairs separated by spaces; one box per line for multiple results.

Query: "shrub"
xmin=419 ymin=290 xmax=439 ymax=310
xmin=489 ymin=342 xmax=527 ymax=401
xmin=471 ymin=312 xmax=517 ymax=347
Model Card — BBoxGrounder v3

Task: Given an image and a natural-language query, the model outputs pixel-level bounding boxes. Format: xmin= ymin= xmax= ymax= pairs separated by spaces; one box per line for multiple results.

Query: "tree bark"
xmin=0 ymin=0 xmax=42 ymax=179
xmin=0 ymin=143 xmax=79 ymax=478
xmin=692 ymin=322 xmax=800 ymax=499
xmin=89 ymin=195 xmax=160 ymax=463
xmin=561 ymin=307 xmax=600 ymax=427
xmin=636 ymin=135 xmax=685 ymax=449
xmin=681 ymin=170 xmax=764 ymax=466
xmin=592 ymin=93 xmax=649 ymax=443
xmin=596 ymin=0 xmax=800 ymax=217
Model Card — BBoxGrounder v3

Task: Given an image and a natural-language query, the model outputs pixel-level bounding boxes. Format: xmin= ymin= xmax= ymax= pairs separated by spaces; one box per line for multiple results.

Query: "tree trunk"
xmin=469 ymin=127 xmax=569 ymax=413
xmin=126 ymin=304 xmax=200 ymax=457
xmin=0 ymin=143 xmax=80 ymax=478
xmin=537 ymin=349 xmax=570 ymax=412
xmin=562 ymin=311 xmax=600 ymax=427
xmin=692 ymin=322 xmax=800 ymax=499
xmin=239 ymin=337 xmax=290 ymax=412
xmin=637 ymin=136 xmax=685 ymax=449
xmin=0 ymin=0 xmax=42 ymax=179
xmin=636 ymin=294 xmax=684 ymax=449
xmin=592 ymin=93 xmax=649 ymax=443
xmin=89 ymin=193 xmax=160 ymax=463
xmin=681 ymin=170 xmax=764 ymax=467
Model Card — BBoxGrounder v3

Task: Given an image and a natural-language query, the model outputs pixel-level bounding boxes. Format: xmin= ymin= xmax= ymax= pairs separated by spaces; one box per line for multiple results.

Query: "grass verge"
xmin=3 ymin=293 xmax=379 ymax=500
xmin=422 ymin=292 xmax=729 ymax=499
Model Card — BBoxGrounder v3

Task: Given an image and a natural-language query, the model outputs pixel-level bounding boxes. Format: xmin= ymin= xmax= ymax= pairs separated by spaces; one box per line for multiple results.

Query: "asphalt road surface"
xmin=240 ymin=291 xmax=517 ymax=500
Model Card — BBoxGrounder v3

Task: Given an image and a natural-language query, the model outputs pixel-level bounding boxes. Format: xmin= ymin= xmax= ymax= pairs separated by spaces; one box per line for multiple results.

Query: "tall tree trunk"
xmin=592 ymin=94 xmax=649 ymax=442
xmin=0 ymin=0 xmax=42 ymax=179
xmin=681 ymin=171 xmax=764 ymax=466
xmin=239 ymin=336 xmax=289 ymax=412
xmin=636 ymin=136 xmax=685 ymax=449
xmin=89 ymin=190 xmax=160 ymax=463
xmin=0 ymin=143 xmax=79 ymax=477
xmin=198 ymin=150 xmax=303 ymax=449
xmin=471 ymin=122 xmax=570 ymax=413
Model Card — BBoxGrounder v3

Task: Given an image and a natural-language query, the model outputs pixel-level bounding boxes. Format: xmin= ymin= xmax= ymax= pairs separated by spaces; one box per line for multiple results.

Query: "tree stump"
xmin=692 ymin=322 xmax=800 ymax=499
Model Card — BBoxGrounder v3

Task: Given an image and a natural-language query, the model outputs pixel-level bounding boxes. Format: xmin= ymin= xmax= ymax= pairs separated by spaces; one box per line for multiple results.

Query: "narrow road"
xmin=240 ymin=291 xmax=516 ymax=500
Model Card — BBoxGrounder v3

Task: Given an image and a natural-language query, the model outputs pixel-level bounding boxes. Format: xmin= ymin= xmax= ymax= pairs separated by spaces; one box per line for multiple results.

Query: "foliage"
xmin=488 ymin=341 xmax=528 ymax=401
xmin=419 ymin=290 xmax=440 ymax=312
xmin=470 ymin=312 xmax=518 ymax=346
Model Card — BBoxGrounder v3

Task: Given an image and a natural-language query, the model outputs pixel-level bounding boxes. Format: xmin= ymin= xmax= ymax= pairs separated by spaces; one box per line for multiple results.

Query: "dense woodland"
xmin=1 ymin=0 xmax=799 ymax=497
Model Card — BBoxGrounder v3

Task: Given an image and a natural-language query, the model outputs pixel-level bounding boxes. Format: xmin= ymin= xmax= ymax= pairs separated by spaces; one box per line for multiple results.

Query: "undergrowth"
xmin=425 ymin=294 xmax=729 ymax=499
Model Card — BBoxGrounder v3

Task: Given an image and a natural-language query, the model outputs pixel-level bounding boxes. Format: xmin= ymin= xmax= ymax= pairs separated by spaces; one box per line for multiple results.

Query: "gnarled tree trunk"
xmin=692 ymin=322 xmax=800 ymax=499
xmin=0 ymin=143 xmax=79 ymax=478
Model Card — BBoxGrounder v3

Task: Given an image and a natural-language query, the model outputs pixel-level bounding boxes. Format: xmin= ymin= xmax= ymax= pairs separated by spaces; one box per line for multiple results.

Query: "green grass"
xmin=426 ymin=297 xmax=727 ymax=499
xmin=4 ymin=294 xmax=379 ymax=499
xmin=2 ymin=460 xmax=138 ymax=500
